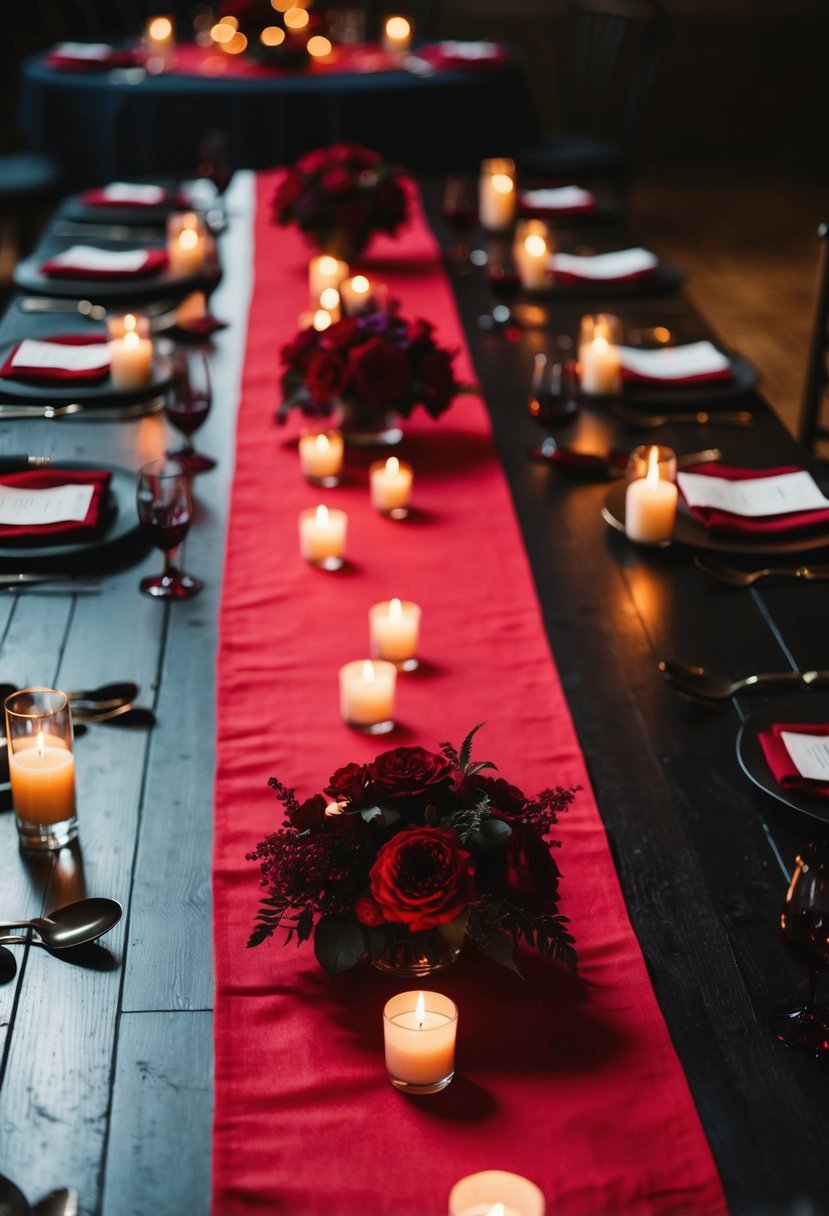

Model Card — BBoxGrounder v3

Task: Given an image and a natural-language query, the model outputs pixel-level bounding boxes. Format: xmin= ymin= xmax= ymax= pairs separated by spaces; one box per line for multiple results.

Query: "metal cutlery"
xmin=53 ymin=219 xmax=165 ymax=242
xmin=33 ymin=1190 xmax=78 ymax=1216
xmin=694 ymin=556 xmax=829 ymax=587
xmin=530 ymin=439 xmax=721 ymax=478
xmin=0 ymin=395 xmax=165 ymax=421
xmin=613 ymin=405 xmax=754 ymax=428
xmin=0 ymin=897 xmax=122 ymax=950
xmin=659 ymin=658 xmax=829 ymax=702
xmin=18 ymin=296 xmax=179 ymax=321
xmin=0 ymin=403 xmax=82 ymax=420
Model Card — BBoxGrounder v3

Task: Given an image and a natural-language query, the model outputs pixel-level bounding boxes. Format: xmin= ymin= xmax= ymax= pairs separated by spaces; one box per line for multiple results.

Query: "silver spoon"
xmin=0 ymin=945 xmax=16 ymax=984
xmin=68 ymin=681 xmax=139 ymax=711
xmin=33 ymin=1189 xmax=77 ymax=1216
xmin=658 ymin=658 xmax=829 ymax=701
xmin=0 ymin=897 xmax=122 ymax=950
xmin=694 ymin=555 xmax=829 ymax=587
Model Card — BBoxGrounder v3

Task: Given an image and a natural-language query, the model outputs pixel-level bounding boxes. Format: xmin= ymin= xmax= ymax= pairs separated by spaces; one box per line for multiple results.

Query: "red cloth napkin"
xmin=758 ymin=722 xmax=829 ymax=796
xmin=622 ymin=366 xmax=732 ymax=386
xmin=0 ymin=335 xmax=109 ymax=385
xmin=45 ymin=46 xmax=143 ymax=71
xmin=40 ymin=248 xmax=168 ymax=280
xmin=80 ymin=186 xmax=186 ymax=208
xmin=679 ymin=462 xmax=829 ymax=536
xmin=556 ymin=266 xmax=655 ymax=287
xmin=0 ymin=469 xmax=111 ymax=542
xmin=175 ymin=315 xmax=227 ymax=337
xmin=416 ymin=41 xmax=511 ymax=70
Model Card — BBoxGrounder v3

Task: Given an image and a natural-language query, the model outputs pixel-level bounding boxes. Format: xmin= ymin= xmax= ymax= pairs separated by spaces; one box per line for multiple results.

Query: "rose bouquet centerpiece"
xmin=277 ymin=299 xmax=469 ymax=436
xmin=248 ymin=725 xmax=577 ymax=977
xmin=272 ymin=143 xmax=409 ymax=261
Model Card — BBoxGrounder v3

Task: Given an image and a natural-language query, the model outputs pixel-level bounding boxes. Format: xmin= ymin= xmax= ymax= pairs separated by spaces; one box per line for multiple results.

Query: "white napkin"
xmin=11 ymin=340 xmax=109 ymax=373
xmin=53 ymin=42 xmax=115 ymax=60
xmin=550 ymin=247 xmax=658 ymax=280
xmin=521 ymin=187 xmax=596 ymax=211
xmin=46 ymin=245 xmax=151 ymax=273
xmin=436 ymin=40 xmax=501 ymax=59
xmin=100 ymin=183 xmax=166 ymax=205
xmin=619 ymin=340 xmax=731 ymax=380
xmin=676 ymin=470 xmax=829 ymax=517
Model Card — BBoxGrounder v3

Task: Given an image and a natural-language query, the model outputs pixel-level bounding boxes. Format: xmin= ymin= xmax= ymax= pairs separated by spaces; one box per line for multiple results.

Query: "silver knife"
xmin=0 ymin=574 xmax=100 ymax=591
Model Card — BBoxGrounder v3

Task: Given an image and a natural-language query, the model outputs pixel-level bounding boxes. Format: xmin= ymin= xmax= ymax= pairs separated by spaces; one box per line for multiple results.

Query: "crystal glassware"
xmin=770 ymin=842 xmax=829 ymax=1056
xmin=136 ymin=458 xmax=203 ymax=599
xmin=4 ymin=688 xmax=77 ymax=851
xmin=528 ymin=351 xmax=581 ymax=430
xmin=165 ymin=353 xmax=216 ymax=474
xmin=440 ymin=175 xmax=478 ymax=266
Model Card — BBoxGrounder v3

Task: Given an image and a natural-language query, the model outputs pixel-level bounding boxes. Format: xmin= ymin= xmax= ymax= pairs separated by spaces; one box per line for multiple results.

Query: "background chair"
xmin=799 ymin=223 xmax=829 ymax=456
xmin=517 ymin=0 xmax=662 ymax=190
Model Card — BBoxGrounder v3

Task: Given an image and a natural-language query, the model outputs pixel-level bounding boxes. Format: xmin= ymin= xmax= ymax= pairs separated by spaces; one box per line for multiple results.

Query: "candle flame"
xmin=148 ymin=15 xmax=173 ymax=39
xmin=486 ymin=1206 xmax=506 ymax=1216
xmin=492 ymin=173 xmax=514 ymax=195
xmin=315 ymin=504 xmax=329 ymax=526
xmin=389 ymin=597 xmax=402 ymax=620
xmin=211 ymin=19 xmax=236 ymax=43
xmin=385 ymin=456 xmax=399 ymax=476
xmin=362 ymin=660 xmax=375 ymax=683
xmin=315 ymin=433 xmax=330 ymax=453
xmin=524 ymin=233 xmax=546 ymax=257
xmin=593 ymin=335 xmax=609 ymax=356
xmin=284 ymin=6 xmax=309 ymax=29
xmin=260 ymin=25 xmax=285 ymax=46
xmin=351 ymin=275 xmax=370 ymax=295
xmin=36 ymin=729 xmax=45 ymax=759
xmin=646 ymin=446 xmax=660 ymax=489
xmin=123 ymin=330 xmax=140 ymax=350
xmin=319 ymin=287 xmax=340 ymax=310
xmin=124 ymin=313 xmax=137 ymax=333
xmin=318 ymin=256 xmax=339 ymax=277
xmin=307 ymin=34 xmax=332 ymax=57
xmin=313 ymin=309 xmax=333 ymax=332
xmin=385 ymin=15 xmax=411 ymax=37
xmin=179 ymin=227 xmax=199 ymax=250
xmin=415 ymin=990 xmax=425 ymax=1027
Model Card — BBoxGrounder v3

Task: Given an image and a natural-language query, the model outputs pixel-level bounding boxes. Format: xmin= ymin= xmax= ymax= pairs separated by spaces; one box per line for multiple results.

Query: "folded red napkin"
xmin=0 ymin=335 xmax=109 ymax=385
xmin=45 ymin=44 xmax=143 ymax=71
xmin=0 ymin=469 xmax=112 ymax=543
xmin=416 ymin=41 xmax=510 ymax=70
xmin=679 ymin=463 xmax=829 ymax=536
xmin=620 ymin=340 xmax=733 ymax=387
xmin=80 ymin=184 xmax=180 ymax=208
xmin=40 ymin=247 xmax=168 ymax=280
xmin=758 ymin=722 xmax=829 ymax=797
xmin=175 ymin=315 xmax=227 ymax=337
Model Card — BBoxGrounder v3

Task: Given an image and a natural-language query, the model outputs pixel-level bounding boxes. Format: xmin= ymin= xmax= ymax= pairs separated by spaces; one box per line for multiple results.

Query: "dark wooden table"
xmin=0 ymin=174 xmax=826 ymax=1215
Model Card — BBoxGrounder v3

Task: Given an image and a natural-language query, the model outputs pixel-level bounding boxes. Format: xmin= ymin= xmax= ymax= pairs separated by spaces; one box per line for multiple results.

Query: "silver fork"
xmin=0 ymin=394 xmax=165 ymax=421
xmin=694 ymin=556 xmax=829 ymax=586
xmin=613 ymin=405 xmax=754 ymax=428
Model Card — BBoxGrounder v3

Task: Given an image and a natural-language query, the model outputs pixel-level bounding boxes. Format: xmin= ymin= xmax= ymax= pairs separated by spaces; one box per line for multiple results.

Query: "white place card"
xmin=12 ymin=340 xmax=109 ymax=373
xmin=619 ymin=340 xmax=730 ymax=380
xmin=101 ymin=183 xmax=166 ymax=205
xmin=53 ymin=42 xmax=114 ymax=60
xmin=47 ymin=245 xmax=150 ymax=273
xmin=780 ymin=731 xmax=829 ymax=781
xmin=550 ymin=247 xmax=657 ymax=280
xmin=521 ymin=186 xmax=595 ymax=211
xmin=437 ymin=40 xmax=500 ymax=59
xmin=0 ymin=484 xmax=95 ymax=526
xmin=677 ymin=469 xmax=829 ymax=517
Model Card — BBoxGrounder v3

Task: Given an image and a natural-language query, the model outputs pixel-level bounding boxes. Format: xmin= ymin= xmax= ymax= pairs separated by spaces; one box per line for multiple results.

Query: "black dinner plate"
xmin=606 ymin=353 xmax=758 ymax=406
xmin=58 ymin=179 xmax=221 ymax=229
xmin=737 ymin=694 xmax=829 ymax=826
xmin=0 ymin=337 xmax=175 ymax=405
xmin=530 ymin=262 xmax=684 ymax=300
xmin=602 ymin=481 xmax=829 ymax=556
xmin=0 ymin=462 xmax=149 ymax=573
xmin=13 ymin=247 xmax=212 ymax=304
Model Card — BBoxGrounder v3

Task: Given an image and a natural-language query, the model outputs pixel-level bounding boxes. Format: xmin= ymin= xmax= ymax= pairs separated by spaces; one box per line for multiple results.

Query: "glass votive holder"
xmin=625 ymin=444 xmax=677 ymax=483
xmin=383 ymin=15 xmax=413 ymax=55
xmin=143 ymin=14 xmax=176 ymax=70
xmin=369 ymin=598 xmax=421 ymax=671
xmin=479 ymin=158 xmax=516 ymax=232
xmin=383 ymin=990 xmax=458 ymax=1094
xmin=448 ymin=1170 xmax=546 ymax=1216
xmin=108 ymin=328 xmax=154 ymax=391
xmin=625 ymin=447 xmax=678 ymax=545
xmin=339 ymin=659 xmax=396 ymax=734
xmin=4 ymin=688 xmax=77 ymax=851
xmin=308 ymin=256 xmax=349 ymax=302
xmin=298 ymin=504 xmax=348 ymax=570
xmin=578 ymin=313 xmax=623 ymax=396
xmin=167 ymin=211 xmax=208 ymax=278
xmin=298 ymin=429 xmax=344 ymax=487
xmin=106 ymin=312 xmax=150 ymax=341
xmin=513 ymin=219 xmax=551 ymax=291
xmin=370 ymin=457 xmax=413 ymax=519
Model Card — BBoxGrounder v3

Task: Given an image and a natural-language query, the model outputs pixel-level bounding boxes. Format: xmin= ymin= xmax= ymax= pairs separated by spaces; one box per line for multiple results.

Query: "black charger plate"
xmin=0 ymin=338 xmax=175 ymax=405
xmin=737 ymin=694 xmax=829 ymax=826
xmin=13 ymin=248 xmax=214 ymax=305
xmin=609 ymin=353 xmax=758 ymax=406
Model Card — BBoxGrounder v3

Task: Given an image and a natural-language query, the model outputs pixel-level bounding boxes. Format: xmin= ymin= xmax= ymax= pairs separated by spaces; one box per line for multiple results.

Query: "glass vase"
xmin=336 ymin=400 xmax=403 ymax=447
xmin=372 ymin=927 xmax=461 ymax=977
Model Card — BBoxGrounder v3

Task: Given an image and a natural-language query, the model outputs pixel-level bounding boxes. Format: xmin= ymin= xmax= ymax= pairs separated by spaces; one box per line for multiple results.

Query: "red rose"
xmin=330 ymin=198 xmax=371 ymax=229
xmin=369 ymin=827 xmax=477 ymax=931
xmin=461 ymin=775 xmax=527 ymax=819
xmin=367 ymin=746 xmax=455 ymax=804
xmin=281 ymin=327 xmax=319 ymax=372
xmin=503 ymin=821 xmax=561 ymax=913
xmin=418 ymin=347 xmax=457 ymax=418
xmin=355 ymin=896 xmax=385 ymax=926
xmin=347 ymin=336 xmax=410 ymax=408
xmin=287 ymin=793 xmax=327 ymax=832
xmin=324 ymin=762 xmax=368 ymax=804
xmin=375 ymin=177 xmax=408 ymax=227
xmin=273 ymin=171 xmax=304 ymax=221
xmin=324 ymin=317 xmax=361 ymax=352
xmin=305 ymin=350 xmax=345 ymax=404
xmin=321 ymin=167 xmax=357 ymax=195
xmin=297 ymin=148 xmax=331 ymax=176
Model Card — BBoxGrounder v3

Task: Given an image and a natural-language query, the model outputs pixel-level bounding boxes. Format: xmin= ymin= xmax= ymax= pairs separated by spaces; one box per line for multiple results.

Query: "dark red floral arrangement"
xmin=277 ymin=299 xmax=469 ymax=425
xmin=248 ymin=725 xmax=577 ymax=976
xmin=272 ymin=143 xmax=409 ymax=259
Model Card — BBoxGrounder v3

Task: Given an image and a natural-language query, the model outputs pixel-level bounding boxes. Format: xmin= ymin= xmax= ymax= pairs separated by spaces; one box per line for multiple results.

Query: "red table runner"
xmin=212 ymin=172 xmax=727 ymax=1216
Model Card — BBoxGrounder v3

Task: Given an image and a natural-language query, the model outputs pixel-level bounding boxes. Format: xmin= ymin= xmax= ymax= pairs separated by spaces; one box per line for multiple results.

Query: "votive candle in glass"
xmin=383 ymin=990 xmax=458 ymax=1093
xmin=578 ymin=313 xmax=622 ymax=396
xmin=298 ymin=504 xmax=348 ymax=569
xmin=625 ymin=443 xmax=677 ymax=484
xmin=108 ymin=329 xmax=154 ymax=389
xmin=448 ymin=1171 xmax=546 ymax=1216
xmin=513 ymin=220 xmax=551 ymax=291
xmin=625 ymin=446 xmax=678 ymax=544
xmin=106 ymin=311 xmax=150 ymax=341
xmin=339 ymin=659 xmax=396 ymax=733
xmin=317 ymin=286 xmax=342 ymax=323
xmin=370 ymin=456 xmax=413 ymax=518
xmin=144 ymin=14 xmax=176 ymax=68
xmin=298 ymin=430 xmax=344 ymax=487
xmin=5 ymin=688 xmax=77 ymax=851
xmin=369 ymin=598 xmax=421 ymax=670
xmin=340 ymin=274 xmax=386 ymax=316
xmin=479 ymin=158 xmax=516 ymax=232
xmin=167 ymin=211 xmax=207 ymax=277
xmin=383 ymin=15 xmax=412 ymax=54
xmin=308 ymin=255 xmax=349 ymax=301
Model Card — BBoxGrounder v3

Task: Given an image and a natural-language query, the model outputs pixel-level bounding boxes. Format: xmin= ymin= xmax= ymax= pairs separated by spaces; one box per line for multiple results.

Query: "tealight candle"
xmin=339 ymin=659 xmax=396 ymax=733
xmin=167 ymin=212 xmax=207 ymax=277
xmin=578 ymin=313 xmax=622 ymax=396
xmin=370 ymin=456 xmax=413 ymax=518
xmin=625 ymin=446 xmax=678 ymax=544
xmin=5 ymin=688 xmax=78 ymax=851
xmin=369 ymin=598 xmax=421 ymax=670
xmin=318 ymin=286 xmax=342 ymax=323
xmin=383 ymin=15 xmax=412 ymax=54
xmin=144 ymin=14 xmax=176 ymax=67
xmin=298 ymin=504 xmax=348 ymax=569
xmin=308 ymin=255 xmax=349 ymax=302
xmin=106 ymin=311 xmax=150 ymax=341
xmin=383 ymin=990 xmax=458 ymax=1093
xmin=108 ymin=329 xmax=154 ymax=389
xmin=515 ymin=228 xmax=550 ymax=290
xmin=340 ymin=274 xmax=381 ymax=316
xmin=448 ymin=1171 xmax=546 ymax=1216
xmin=298 ymin=430 xmax=344 ymax=487
xmin=479 ymin=158 xmax=516 ymax=232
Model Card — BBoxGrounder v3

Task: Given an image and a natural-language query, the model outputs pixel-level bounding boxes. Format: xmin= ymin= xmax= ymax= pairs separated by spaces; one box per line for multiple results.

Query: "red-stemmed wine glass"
xmin=166 ymin=354 xmax=216 ymax=475
xmin=136 ymin=458 xmax=203 ymax=600
xmin=770 ymin=842 xmax=829 ymax=1057
xmin=440 ymin=175 xmax=478 ymax=267
xmin=479 ymin=257 xmax=522 ymax=339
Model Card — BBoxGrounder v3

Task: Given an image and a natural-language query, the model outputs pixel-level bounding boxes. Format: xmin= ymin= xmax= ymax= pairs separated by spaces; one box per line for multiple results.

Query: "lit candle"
xmin=383 ymin=15 xmax=412 ymax=54
xmin=298 ymin=504 xmax=348 ymax=569
xmin=516 ymin=232 xmax=549 ymax=290
xmin=479 ymin=158 xmax=516 ymax=232
xmin=8 ymin=731 xmax=76 ymax=828
xmin=369 ymin=598 xmax=421 ymax=670
xmin=106 ymin=311 xmax=150 ymax=341
xmin=370 ymin=456 xmax=413 ymax=518
xmin=448 ymin=1172 xmax=546 ymax=1216
xmin=383 ymin=990 xmax=458 ymax=1093
xmin=308 ymin=255 xmax=349 ymax=301
xmin=625 ymin=447 xmax=678 ymax=544
xmin=108 ymin=329 xmax=154 ymax=389
xmin=578 ymin=313 xmax=622 ymax=396
xmin=168 ymin=226 xmax=206 ymax=277
xmin=339 ymin=659 xmax=397 ymax=733
xmin=144 ymin=13 xmax=176 ymax=66
xmin=317 ymin=286 xmax=342 ymax=324
xmin=298 ymin=430 xmax=344 ymax=487
xmin=340 ymin=274 xmax=374 ymax=315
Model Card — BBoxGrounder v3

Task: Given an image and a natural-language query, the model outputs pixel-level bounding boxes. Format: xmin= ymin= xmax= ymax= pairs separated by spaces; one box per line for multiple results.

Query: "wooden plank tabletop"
xmin=0 ymin=173 xmax=826 ymax=1215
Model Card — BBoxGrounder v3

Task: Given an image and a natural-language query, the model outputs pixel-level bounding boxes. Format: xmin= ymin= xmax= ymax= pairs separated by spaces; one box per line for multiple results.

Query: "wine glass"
xmin=136 ymin=458 xmax=203 ymax=600
xmin=770 ymin=842 xmax=829 ymax=1056
xmin=197 ymin=129 xmax=232 ymax=196
xmin=166 ymin=354 xmax=216 ymax=475
xmin=440 ymin=175 xmax=478 ymax=267
xmin=528 ymin=351 xmax=581 ymax=430
xmin=479 ymin=257 xmax=521 ymax=336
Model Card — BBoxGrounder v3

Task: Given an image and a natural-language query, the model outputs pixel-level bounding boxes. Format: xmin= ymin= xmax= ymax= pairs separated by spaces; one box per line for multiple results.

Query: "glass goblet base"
xmin=140 ymin=569 xmax=203 ymax=600
xmin=770 ymin=1004 xmax=829 ymax=1056
xmin=167 ymin=447 xmax=217 ymax=475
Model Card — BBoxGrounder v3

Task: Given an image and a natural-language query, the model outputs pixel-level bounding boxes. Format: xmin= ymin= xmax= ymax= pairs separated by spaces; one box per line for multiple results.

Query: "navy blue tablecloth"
xmin=19 ymin=48 xmax=539 ymax=187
